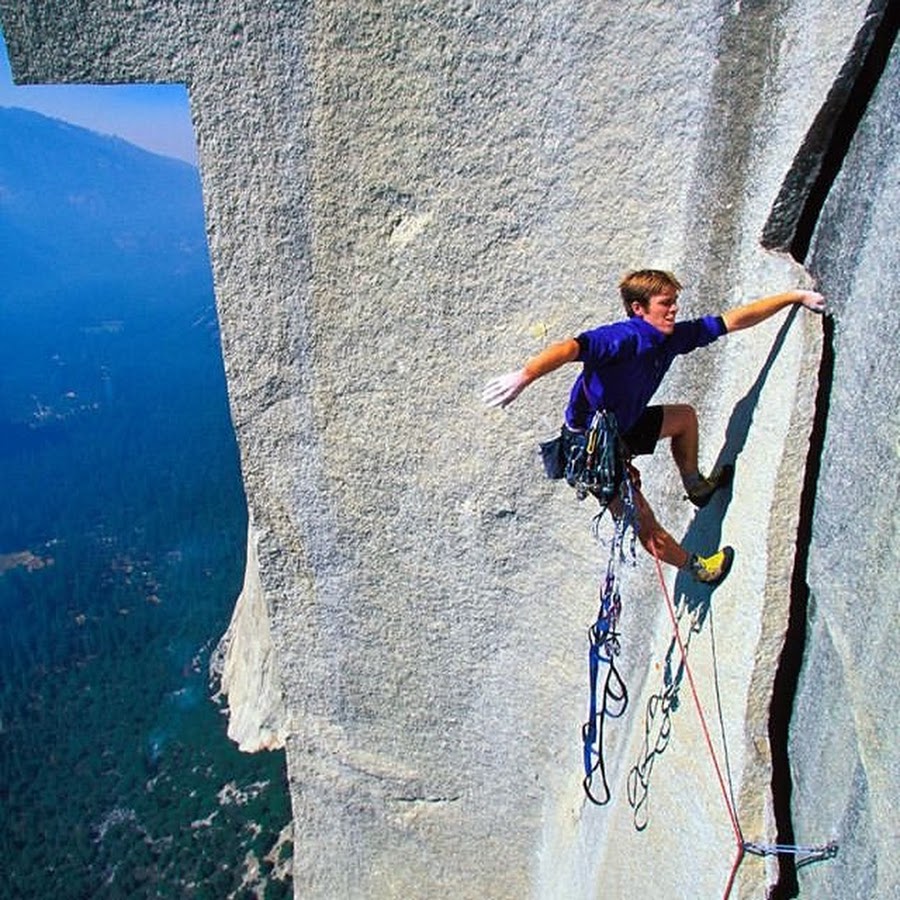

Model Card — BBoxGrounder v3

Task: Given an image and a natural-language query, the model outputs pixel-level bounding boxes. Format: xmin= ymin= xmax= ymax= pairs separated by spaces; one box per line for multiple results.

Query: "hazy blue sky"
xmin=0 ymin=33 xmax=199 ymax=165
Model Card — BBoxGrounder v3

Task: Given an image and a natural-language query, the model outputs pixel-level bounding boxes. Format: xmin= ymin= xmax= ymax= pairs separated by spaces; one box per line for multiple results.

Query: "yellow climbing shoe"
xmin=689 ymin=546 xmax=735 ymax=587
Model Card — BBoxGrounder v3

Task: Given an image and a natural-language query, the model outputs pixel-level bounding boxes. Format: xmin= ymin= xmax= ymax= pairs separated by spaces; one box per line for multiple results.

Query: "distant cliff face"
xmin=3 ymin=2 xmax=897 ymax=898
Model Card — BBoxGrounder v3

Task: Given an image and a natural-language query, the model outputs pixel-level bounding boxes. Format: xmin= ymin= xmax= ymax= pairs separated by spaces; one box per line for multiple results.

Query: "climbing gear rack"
xmin=566 ymin=410 xmax=624 ymax=503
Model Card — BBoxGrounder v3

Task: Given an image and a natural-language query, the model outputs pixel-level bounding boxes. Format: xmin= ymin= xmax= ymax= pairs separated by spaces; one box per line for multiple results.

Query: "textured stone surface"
xmin=210 ymin=524 xmax=288 ymax=752
xmin=1 ymin=1 xmax=892 ymax=897
xmin=794 ymin=30 xmax=900 ymax=900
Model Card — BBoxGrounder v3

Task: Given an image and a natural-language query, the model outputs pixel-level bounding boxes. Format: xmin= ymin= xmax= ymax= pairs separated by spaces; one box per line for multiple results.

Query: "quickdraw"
xmin=744 ymin=840 xmax=839 ymax=869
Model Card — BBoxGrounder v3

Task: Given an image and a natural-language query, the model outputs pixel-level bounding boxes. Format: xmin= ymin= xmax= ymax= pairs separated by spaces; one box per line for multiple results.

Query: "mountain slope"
xmin=0 ymin=106 xmax=210 ymax=302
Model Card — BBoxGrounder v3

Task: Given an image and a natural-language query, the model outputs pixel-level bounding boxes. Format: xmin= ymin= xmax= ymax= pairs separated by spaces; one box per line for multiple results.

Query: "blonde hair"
xmin=619 ymin=269 xmax=682 ymax=317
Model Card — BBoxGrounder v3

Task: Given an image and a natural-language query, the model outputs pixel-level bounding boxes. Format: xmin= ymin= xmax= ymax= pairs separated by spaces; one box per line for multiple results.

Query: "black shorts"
xmin=620 ymin=405 xmax=664 ymax=457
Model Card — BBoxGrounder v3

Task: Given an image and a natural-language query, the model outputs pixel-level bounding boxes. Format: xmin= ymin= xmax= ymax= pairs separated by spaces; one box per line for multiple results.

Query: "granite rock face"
xmin=792 ymin=24 xmax=900 ymax=900
xmin=2 ymin=1 xmax=895 ymax=897
xmin=210 ymin=524 xmax=288 ymax=753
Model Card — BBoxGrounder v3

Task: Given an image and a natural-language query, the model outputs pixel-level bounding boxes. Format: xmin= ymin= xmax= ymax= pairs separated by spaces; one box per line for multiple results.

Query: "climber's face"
xmin=632 ymin=289 xmax=679 ymax=335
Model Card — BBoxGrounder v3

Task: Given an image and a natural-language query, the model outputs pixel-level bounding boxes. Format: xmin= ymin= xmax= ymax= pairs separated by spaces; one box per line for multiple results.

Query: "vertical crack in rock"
xmin=768 ymin=317 xmax=834 ymax=899
xmin=764 ymin=3 xmax=900 ymax=896
xmin=762 ymin=0 xmax=899 ymax=256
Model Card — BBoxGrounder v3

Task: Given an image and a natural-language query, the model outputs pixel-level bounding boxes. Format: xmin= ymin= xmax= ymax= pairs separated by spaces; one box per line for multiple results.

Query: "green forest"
xmin=0 ymin=286 xmax=292 ymax=898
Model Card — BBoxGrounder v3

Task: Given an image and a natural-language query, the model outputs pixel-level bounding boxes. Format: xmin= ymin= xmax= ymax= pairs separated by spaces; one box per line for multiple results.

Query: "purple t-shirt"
xmin=564 ymin=315 xmax=726 ymax=433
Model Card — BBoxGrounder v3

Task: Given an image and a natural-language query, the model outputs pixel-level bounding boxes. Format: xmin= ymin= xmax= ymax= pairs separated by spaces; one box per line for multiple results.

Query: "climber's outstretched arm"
xmin=482 ymin=337 xmax=580 ymax=408
xmin=722 ymin=289 xmax=826 ymax=333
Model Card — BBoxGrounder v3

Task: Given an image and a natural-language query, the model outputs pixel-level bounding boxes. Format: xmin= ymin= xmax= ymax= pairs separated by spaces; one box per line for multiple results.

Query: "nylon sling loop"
xmin=582 ymin=569 xmax=628 ymax=804
xmin=580 ymin=409 xmax=637 ymax=804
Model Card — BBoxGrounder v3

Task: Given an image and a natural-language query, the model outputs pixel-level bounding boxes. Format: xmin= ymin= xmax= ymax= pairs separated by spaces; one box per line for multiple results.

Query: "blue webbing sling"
xmin=574 ymin=410 xmax=639 ymax=804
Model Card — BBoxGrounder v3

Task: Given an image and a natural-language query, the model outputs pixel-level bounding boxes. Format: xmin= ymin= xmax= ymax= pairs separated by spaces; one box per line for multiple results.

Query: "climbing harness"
xmin=569 ymin=413 xmax=638 ymax=806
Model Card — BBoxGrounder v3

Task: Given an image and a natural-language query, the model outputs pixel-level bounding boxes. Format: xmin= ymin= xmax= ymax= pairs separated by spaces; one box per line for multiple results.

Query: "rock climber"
xmin=483 ymin=269 xmax=826 ymax=586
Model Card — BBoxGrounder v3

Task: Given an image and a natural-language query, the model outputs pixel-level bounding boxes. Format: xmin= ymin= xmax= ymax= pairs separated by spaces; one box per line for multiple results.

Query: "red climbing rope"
xmin=651 ymin=550 xmax=745 ymax=899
